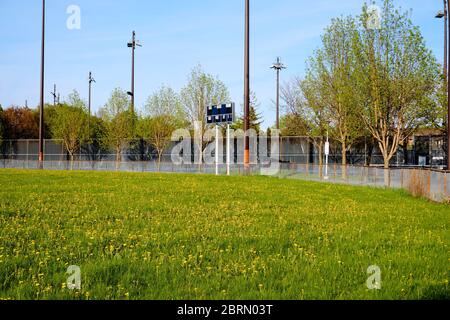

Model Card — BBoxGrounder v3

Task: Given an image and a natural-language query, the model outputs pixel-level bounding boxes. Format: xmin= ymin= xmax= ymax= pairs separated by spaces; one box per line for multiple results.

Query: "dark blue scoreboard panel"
xmin=206 ymin=103 xmax=235 ymax=125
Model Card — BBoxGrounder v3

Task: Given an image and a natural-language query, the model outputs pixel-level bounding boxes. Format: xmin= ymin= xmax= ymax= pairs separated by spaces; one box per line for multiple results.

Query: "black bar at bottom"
xmin=0 ymin=300 xmax=445 ymax=319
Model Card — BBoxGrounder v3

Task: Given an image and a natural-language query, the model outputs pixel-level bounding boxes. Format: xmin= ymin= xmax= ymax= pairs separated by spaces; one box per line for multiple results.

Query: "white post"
xmin=215 ymin=125 xmax=220 ymax=176
xmin=227 ymin=124 xmax=231 ymax=176
xmin=324 ymin=133 xmax=330 ymax=180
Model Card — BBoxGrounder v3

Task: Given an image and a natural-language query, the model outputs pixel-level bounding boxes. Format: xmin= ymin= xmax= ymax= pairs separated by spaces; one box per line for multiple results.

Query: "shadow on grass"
xmin=420 ymin=284 xmax=450 ymax=300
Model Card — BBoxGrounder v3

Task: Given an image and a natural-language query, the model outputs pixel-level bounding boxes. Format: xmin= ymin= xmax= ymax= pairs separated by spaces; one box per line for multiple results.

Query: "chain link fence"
xmin=0 ymin=137 xmax=447 ymax=167
xmin=278 ymin=163 xmax=449 ymax=203
xmin=0 ymin=139 xmax=449 ymax=203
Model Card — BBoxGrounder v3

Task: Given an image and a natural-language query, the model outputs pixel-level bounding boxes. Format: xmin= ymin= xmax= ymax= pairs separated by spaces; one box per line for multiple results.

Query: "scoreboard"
xmin=206 ymin=103 xmax=235 ymax=125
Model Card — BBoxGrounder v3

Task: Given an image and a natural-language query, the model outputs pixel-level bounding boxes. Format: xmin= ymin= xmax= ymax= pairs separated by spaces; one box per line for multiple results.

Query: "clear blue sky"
xmin=0 ymin=0 xmax=446 ymax=128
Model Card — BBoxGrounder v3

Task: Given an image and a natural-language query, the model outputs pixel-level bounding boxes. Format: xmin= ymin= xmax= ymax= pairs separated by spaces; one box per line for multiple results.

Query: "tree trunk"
xmin=116 ymin=146 xmax=121 ymax=171
xmin=341 ymin=142 xmax=347 ymax=179
xmin=157 ymin=151 xmax=162 ymax=172
xmin=318 ymin=141 xmax=324 ymax=177
xmin=70 ymin=153 xmax=74 ymax=171
xmin=383 ymin=155 xmax=390 ymax=187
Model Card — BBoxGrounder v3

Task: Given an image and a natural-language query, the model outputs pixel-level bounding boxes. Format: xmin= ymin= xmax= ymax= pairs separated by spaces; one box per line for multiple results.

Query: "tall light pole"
xmin=436 ymin=1 xmax=450 ymax=169
xmin=271 ymin=57 xmax=286 ymax=130
xmin=38 ymin=0 xmax=45 ymax=169
xmin=244 ymin=0 xmax=250 ymax=169
xmin=88 ymin=71 xmax=95 ymax=139
xmin=127 ymin=31 xmax=142 ymax=119
xmin=436 ymin=0 xmax=450 ymax=170
xmin=447 ymin=0 xmax=450 ymax=170
xmin=437 ymin=2 xmax=448 ymax=80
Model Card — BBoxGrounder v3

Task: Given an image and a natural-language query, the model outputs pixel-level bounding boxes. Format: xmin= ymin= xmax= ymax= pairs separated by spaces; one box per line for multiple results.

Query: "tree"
xmin=43 ymin=104 xmax=59 ymax=139
xmin=307 ymin=16 xmax=363 ymax=175
xmin=49 ymin=104 xmax=88 ymax=169
xmin=180 ymin=65 xmax=230 ymax=128
xmin=99 ymin=88 xmax=133 ymax=168
xmin=0 ymin=107 xmax=39 ymax=139
xmin=353 ymin=0 xmax=439 ymax=176
xmin=279 ymin=114 xmax=309 ymax=137
xmin=66 ymin=90 xmax=86 ymax=109
xmin=81 ymin=115 xmax=109 ymax=162
xmin=281 ymin=76 xmax=330 ymax=167
xmin=180 ymin=65 xmax=230 ymax=164
xmin=139 ymin=86 xmax=186 ymax=168
xmin=232 ymin=91 xmax=263 ymax=133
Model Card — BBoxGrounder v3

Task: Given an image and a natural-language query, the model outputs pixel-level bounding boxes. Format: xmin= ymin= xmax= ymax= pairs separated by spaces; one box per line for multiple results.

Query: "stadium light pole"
xmin=127 ymin=31 xmax=142 ymax=119
xmin=38 ymin=0 xmax=46 ymax=169
xmin=440 ymin=0 xmax=450 ymax=170
xmin=271 ymin=57 xmax=286 ymax=130
xmin=244 ymin=0 xmax=250 ymax=169
xmin=448 ymin=0 xmax=450 ymax=170
xmin=88 ymin=71 xmax=95 ymax=139
xmin=437 ymin=2 xmax=448 ymax=81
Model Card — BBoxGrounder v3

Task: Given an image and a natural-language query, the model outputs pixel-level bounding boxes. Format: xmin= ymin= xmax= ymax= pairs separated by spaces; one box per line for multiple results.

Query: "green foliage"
xmin=99 ymin=88 xmax=130 ymax=120
xmin=282 ymin=0 xmax=441 ymax=169
xmin=85 ymin=116 xmax=109 ymax=161
xmin=66 ymin=90 xmax=86 ymax=109
xmin=181 ymin=64 xmax=230 ymax=127
xmin=232 ymin=92 xmax=263 ymax=133
xmin=49 ymin=104 xmax=88 ymax=163
xmin=43 ymin=104 xmax=61 ymax=139
xmin=99 ymin=88 xmax=134 ymax=164
xmin=0 ymin=170 xmax=448 ymax=299
xmin=139 ymin=86 xmax=187 ymax=165
xmin=309 ymin=16 xmax=363 ymax=165
xmin=144 ymin=85 xmax=186 ymax=122
xmin=352 ymin=0 xmax=440 ymax=167
xmin=279 ymin=114 xmax=309 ymax=137
xmin=138 ymin=116 xmax=178 ymax=164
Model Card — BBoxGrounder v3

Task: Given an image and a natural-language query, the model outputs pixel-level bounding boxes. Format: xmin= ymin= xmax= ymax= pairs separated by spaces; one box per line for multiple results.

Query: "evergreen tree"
xmin=232 ymin=91 xmax=263 ymax=133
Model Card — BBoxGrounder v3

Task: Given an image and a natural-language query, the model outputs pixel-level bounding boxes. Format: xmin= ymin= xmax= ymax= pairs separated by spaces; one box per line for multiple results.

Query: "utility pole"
xmin=447 ymin=0 xmax=450 ymax=170
xmin=38 ymin=0 xmax=45 ymax=169
xmin=127 ymin=31 xmax=142 ymax=119
xmin=436 ymin=1 xmax=450 ymax=169
xmin=244 ymin=0 xmax=250 ymax=169
xmin=51 ymin=84 xmax=57 ymax=106
xmin=88 ymin=71 xmax=95 ymax=139
xmin=437 ymin=2 xmax=448 ymax=79
xmin=271 ymin=57 xmax=286 ymax=130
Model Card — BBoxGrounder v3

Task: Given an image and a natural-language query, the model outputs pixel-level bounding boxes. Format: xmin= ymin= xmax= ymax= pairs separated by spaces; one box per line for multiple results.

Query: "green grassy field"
xmin=0 ymin=169 xmax=448 ymax=300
